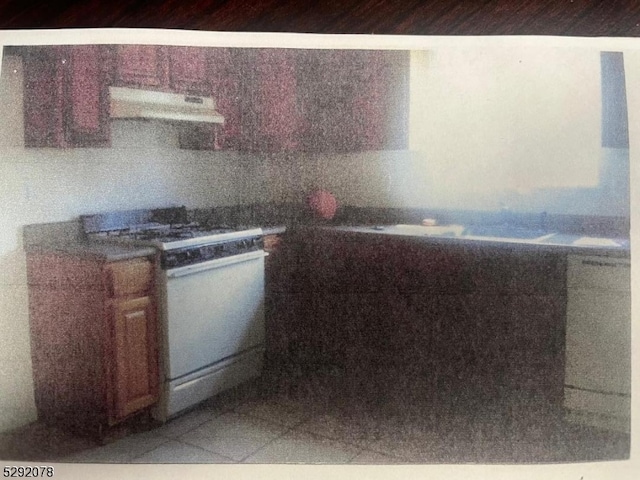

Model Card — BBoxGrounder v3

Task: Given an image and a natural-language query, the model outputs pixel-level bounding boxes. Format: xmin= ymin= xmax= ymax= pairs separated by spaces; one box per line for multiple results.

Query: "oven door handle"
xmin=166 ymin=250 xmax=268 ymax=279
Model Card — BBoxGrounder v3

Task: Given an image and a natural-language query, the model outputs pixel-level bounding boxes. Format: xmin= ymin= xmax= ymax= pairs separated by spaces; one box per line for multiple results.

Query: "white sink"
xmin=572 ymin=237 xmax=621 ymax=247
xmin=392 ymin=224 xmax=465 ymax=237
xmin=392 ymin=224 xmax=556 ymax=244
xmin=376 ymin=225 xmax=626 ymax=249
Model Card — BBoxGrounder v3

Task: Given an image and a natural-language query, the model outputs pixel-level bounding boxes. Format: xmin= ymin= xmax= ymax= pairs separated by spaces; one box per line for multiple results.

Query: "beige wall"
xmin=274 ymin=47 xmax=629 ymax=217
xmin=0 ymin=55 xmax=266 ymax=433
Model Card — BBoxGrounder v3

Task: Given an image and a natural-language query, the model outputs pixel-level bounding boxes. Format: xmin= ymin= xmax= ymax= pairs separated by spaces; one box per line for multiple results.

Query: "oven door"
xmin=163 ymin=250 xmax=267 ymax=381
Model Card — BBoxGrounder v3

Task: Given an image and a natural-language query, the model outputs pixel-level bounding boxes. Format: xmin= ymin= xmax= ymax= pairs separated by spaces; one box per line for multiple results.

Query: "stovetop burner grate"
xmin=89 ymin=221 xmax=253 ymax=248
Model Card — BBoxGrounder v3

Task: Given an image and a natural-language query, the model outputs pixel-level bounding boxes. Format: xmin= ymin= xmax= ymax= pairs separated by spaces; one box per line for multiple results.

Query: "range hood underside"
xmin=109 ymin=86 xmax=225 ymax=124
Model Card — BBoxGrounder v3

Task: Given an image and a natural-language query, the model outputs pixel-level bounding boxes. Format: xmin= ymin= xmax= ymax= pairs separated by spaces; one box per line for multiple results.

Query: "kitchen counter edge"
xmin=307 ymin=225 xmax=631 ymax=258
xmin=24 ymin=241 xmax=157 ymax=262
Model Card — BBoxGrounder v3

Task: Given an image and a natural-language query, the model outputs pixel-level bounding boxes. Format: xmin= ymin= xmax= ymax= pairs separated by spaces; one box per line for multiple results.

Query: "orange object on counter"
xmin=307 ymin=189 xmax=338 ymax=220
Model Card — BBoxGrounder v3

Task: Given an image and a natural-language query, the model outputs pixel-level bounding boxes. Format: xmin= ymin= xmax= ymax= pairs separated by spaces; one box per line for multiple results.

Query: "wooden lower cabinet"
xmin=26 ymin=252 xmax=159 ymax=438
xmin=111 ymin=295 xmax=158 ymax=421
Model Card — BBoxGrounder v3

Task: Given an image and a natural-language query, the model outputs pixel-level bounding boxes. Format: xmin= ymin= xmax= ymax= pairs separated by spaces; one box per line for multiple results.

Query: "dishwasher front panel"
xmin=564 ymin=254 xmax=631 ymax=433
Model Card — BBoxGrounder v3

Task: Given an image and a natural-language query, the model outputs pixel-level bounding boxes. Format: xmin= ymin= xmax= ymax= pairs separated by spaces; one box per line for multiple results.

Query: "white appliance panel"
xmin=164 ymin=252 xmax=266 ymax=380
xmin=565 ymin=289 xmax=631 ymax=395
xmin=564 ymin=254 xmax=631 ymax=433
xmin=166 ymin=347 xmax=264 ymax=418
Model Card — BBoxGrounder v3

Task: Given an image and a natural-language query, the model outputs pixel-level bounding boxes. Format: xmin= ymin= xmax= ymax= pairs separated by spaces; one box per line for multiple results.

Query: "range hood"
xmin=109 ymin=86 xmax=225 ymax=124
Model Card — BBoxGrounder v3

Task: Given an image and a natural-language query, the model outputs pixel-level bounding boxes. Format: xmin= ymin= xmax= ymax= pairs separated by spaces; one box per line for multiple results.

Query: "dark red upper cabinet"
xmin=22 ymin=46 xmax=408 ymax=152
xmin=176 ymin=48 xmax=302 ymax=152
xmin=176 ymin=48 xmax=242 ymax=151
xmin=207 ymin=48 xmax=243 ymax=150
xmin=115 ymin=45 xmax=168 ymax=89
xmin=236 ymin=48 xmax=301 ymax=153
xmin=167 ymin=46 xmax=209 ymax=95
xmin=350 ymin=51 xmax=397 ymax=152
xmin=253 ymin=49 xmax=301 ymax=152
xmin=23 ymin=47 xmax=67 ymax=148
xmin=298 ymin=50 xmax=358 ymax=153
xmin=116 ymin=45 xmax=210 ymax=95
xmin=23 ymin=45 xmax=111 ymax=148
xmin=298 ymin=49 xmax=409 ymax=153
xmin=65 ymin=45 xmax=111 ymax=147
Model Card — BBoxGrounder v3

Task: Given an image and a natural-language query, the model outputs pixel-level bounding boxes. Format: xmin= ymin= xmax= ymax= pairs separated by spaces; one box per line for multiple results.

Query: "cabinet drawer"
xmin=263 ymin=234 xmax=282 ymax=253
xmin=106 ymin=259 xmax=153 ymax=297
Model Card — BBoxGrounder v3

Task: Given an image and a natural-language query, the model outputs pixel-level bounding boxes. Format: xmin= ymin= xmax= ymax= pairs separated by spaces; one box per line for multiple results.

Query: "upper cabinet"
xmin=22 ymin=46 xmax=66 ymax=148
xmin=180 ymin=48 xmax=302 ymax=153
xmin=238 ymin=48 xmax=302 ymax=152
xmin=206 ymin=48 xmax=243 ymax=150
xmin=115 ymin=45 xmax=211 ymax=95
xmin=298 ymin=49 xmax=409 ymax=153
xmin=21 ymin=45 xmax=409 ymax=152
xmin=176 ymin=48 xmax=243 ymax=151
xmin=237 ymin=48 xmax=409 ymax=153
xmin=66 ymin=46 xmax=112 ymax=147
xmin=167 ymin=46 xmax=210 ymax=95
xmin=23 ymin=45 xmax=111 ymax=148
xmin=115 ymin=45 xmax=168 ymax=89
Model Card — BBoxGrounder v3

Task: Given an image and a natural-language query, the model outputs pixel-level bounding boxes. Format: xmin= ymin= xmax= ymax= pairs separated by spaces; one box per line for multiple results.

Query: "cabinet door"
xmin=23 ymin=45 xmax=111 ymax=148
xmin=23 ymin=46 xmax=67 ymax=147
xmin=210 ymin=48 xmax=243 ymax=149
xmin=298 ymin=50 xmax=350 ymax=152
xmin=167 ymin=46 xmax=209 ymax=95
xmin=350 ymin=50 xmax=408 ymax=151
xmin=253 ymin=49 xmax=300 ymax=151
xmin=233 ymin=49 xmax=301 ymax=152
xmin=298 ymin=50 xmax=409 ymax=152
xmin=177 ymin=48 xmax=242 ymax=150
xmin=115 ymin=45 xmax=168 ymax=89
xmin=65 ymin=45 xmax=111 ymax=147
xmin=112 ymin=295 xmax=159 ymax=420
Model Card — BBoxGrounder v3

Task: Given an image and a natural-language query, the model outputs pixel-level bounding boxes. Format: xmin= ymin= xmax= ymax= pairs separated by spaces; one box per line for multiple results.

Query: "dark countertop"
xmin=24 ymin=218 xmax=628 ymax=259
xmin=310 ymin=224 xmax=631 ymax=258
xmin=261 ymin=226 xmax=287 ymax=236
xmin=23 ymin=220 xmax=286 ymax=260
xmin=25 ymin=240 xmax=157 ymax=262
xmin=23 ymin=220 xmax=156 ymax=262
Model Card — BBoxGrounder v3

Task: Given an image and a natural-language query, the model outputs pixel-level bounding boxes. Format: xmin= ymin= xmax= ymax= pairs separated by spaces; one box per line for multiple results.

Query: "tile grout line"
xmin=171 ymin=437 xmax=245 ymax=463
xmin=289 ymin=415 xmax=418 ymax=462
xmin=128 ymin=406 xmax=234 ymax=462
xmin=237 ymin=415 xmax=377 ymax=464
xmin=127 ymin=436 xmax=173 ymax=463
xmin=153 ymin=407 xmax=230 ymax=440
xmin=230 ymin=406 xmax=313 ymax=430
xmin=237 ymin=418 xmax=308 ymax=463
xmin=135 ymin=437 xmax=237 ymax=464
xmin=171 ymin=410 xmax=301 ymax=463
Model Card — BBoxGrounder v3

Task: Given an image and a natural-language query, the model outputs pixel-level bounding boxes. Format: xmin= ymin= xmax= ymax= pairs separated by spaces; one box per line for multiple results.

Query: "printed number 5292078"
xmin=3 ymin=466 xmax=54 ymax=477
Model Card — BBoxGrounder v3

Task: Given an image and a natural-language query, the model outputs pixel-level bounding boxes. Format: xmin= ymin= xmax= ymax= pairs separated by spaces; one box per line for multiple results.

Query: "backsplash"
xmin=187 ymin=202 xmax=629 ymax=238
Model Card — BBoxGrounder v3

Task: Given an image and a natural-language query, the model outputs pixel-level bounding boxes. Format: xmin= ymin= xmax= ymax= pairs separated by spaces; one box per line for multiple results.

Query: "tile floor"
xmin=0 ymin=366 xmax=631 ymax=465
